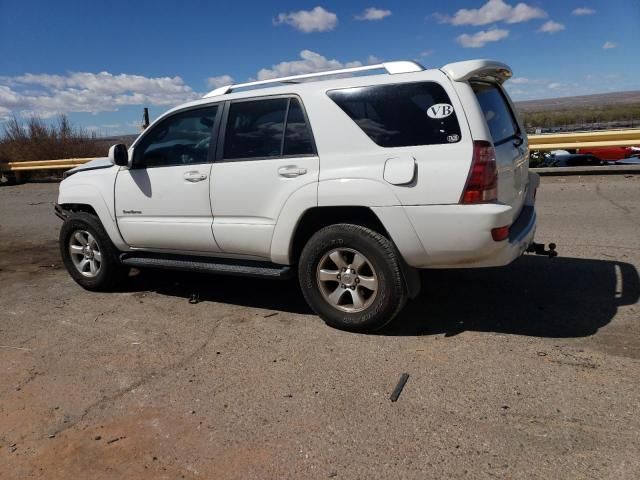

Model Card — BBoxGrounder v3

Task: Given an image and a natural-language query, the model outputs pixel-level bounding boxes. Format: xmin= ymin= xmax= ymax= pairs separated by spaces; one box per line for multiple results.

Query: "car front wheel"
xmin=59 ymin=212 xmax=127 ymax=291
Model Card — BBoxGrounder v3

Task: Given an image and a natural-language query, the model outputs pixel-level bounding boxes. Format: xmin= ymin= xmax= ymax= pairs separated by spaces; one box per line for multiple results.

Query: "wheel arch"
xmin=290 ymin=206 xmax=422 ymax=299
xmin=290 ymin=206 xmax=389 ymax=265
xmin=58 ymin=184 xmax=128 ymax=250
xmin=58 ymin=203 xmax=98 ymax=216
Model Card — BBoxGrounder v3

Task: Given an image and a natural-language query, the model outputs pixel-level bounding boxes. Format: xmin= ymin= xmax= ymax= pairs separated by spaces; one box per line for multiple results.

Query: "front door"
xmin=115 ymin=105 xmax=222 ymax=252
xmin=210 ymin=96 xmax=319 ymax=258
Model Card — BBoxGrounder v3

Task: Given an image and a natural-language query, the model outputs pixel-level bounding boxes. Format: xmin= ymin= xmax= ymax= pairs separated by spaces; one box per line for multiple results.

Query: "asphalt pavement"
xmin=1 ymin=175 xmax=639 ymax=479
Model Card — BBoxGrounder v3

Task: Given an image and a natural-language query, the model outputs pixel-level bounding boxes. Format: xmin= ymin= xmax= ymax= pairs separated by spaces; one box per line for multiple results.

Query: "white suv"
xmin=56 ymin=59 xmax=539 ymax=332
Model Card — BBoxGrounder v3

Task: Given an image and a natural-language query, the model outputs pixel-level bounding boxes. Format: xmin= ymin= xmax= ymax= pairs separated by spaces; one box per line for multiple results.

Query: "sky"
xmin=0 ymin=0 xmax=638 ymax=136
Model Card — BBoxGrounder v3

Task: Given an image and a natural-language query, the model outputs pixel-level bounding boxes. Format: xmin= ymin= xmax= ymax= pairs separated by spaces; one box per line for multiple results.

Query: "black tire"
xmin=298 ymin=224 xmax=407 ymax=332
xmin=59 ymin=212 xmax=127 ymax=291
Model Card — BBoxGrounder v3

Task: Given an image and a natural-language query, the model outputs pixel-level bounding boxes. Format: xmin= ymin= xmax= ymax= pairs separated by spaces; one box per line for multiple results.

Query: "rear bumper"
xmin=387 ymin=173 xmax=539 ymax=269
xmin=472 ymin=205 xmax=536 ymax=268
xmin=401 ymin=204 xmax=535 ymax=268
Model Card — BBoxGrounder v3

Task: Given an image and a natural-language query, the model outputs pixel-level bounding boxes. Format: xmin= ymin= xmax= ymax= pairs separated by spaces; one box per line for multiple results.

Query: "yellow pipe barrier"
xmin=1 ymin=158 xmax=94 ymax=172
xmin=2 ymin=158 xmax=93 ymax=168
xmin=7 ymin=164 xmax=85 ymax=171
xmin=527 ymin=139 xmax=640 ymax=150
xmin=529 ymin=129 xmax=640 ymax=150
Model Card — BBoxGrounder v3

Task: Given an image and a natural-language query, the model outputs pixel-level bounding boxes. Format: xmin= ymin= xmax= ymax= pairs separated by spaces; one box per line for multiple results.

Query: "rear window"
xmin=472 ymin=82 xmax=519 ymax=144
xmin=327 ymin=82 xmax=462 ymax=147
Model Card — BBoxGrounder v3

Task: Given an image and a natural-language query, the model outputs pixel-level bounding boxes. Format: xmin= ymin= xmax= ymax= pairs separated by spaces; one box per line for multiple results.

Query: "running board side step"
xmin=120 ymin=253 xmax=293 ymax=279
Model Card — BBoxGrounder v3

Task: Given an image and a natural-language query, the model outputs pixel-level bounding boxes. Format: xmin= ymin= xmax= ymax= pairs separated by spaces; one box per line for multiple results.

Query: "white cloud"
xmin=438 ymin=0 xmax=546 ymax=26
xmin=255 ymin=50 xmax=367 ymax=80
xmin=207 ymin=75 xmax=234 ymax=88
xmin=456 ymin=28 xmax=509 ymax=48
xmin=0 ymin=52 xmax=383 ymax=121
xmin=506 ymin=3 xmax=548 ymax=23
xmin=274 ymin=6 xmax=338 ymax=33
xmin=572 ymin=7 xmax=596 ymax=16
xmin=547 ymin=82 xmax=562 ymax=89
xmin=602 ymin=41 xmax=617 ymax=49
xmin=510 ymin=77 xmax=529 ymax=84
xmin=419 ymin=49 xmax=434 ymax=58
xmin=355 ymin=7 xmax=392 ymax=21
xmin=0 ymin=71 xmax=199 ymax=120
xmin=538 ymin=20 xmax=565 ymax=33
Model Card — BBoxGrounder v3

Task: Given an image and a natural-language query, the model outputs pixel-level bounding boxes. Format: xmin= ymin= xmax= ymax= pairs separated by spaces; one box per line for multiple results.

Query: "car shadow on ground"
xmin=125 ymin=255 xmax=639 ymax=339
xmin=126 ymin=268 xmax=312 ymax=315
xmin=386 ymin=255 xmax=640 ymax=338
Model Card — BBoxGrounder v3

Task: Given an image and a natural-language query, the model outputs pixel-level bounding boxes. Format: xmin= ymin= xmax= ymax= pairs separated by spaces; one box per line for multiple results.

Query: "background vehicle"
xmin=544 ymin=150 xmax=604 ymax=167
xmin=56 ymin=59 xmax=538 ymax=332
xmin=577 ymin=146 xmax=638 ymax=161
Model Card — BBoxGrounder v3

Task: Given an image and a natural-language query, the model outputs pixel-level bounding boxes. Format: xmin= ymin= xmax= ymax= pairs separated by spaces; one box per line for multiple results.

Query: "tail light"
xmin=460 ymin=141 xmax=498 ymax=204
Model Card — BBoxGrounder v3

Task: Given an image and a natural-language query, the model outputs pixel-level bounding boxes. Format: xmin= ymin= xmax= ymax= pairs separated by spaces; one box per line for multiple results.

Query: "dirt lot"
xmin=1 ymin=175 xmax=639 ymax=479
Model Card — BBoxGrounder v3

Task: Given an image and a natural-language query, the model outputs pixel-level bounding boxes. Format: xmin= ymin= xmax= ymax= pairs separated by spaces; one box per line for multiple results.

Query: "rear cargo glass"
xmin=472 ymin=82 xmax=519 ymax=144
xmin=327 ymin=82 xmax=461 ymax=147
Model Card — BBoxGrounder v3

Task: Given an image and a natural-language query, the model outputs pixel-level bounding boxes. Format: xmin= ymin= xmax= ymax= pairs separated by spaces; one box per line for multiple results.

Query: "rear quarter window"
xmin=472 ymin=82 xmax=520 ymax=144
xmin=327 ymin=82 xmax=462 ymax=147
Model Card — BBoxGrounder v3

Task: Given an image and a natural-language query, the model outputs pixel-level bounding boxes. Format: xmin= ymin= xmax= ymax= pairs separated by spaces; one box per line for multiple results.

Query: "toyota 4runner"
xmin=56 ymin=59 xmax=539 ymax=332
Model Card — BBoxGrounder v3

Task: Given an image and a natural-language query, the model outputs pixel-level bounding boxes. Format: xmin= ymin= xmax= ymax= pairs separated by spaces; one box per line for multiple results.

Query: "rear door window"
xmin=327 ymin=82 xmax=462 ymax=147
xmin=223 ymin=98 xmax=288 ymax=160
xmin=283 ymin=99 xmax=314 ymax=156
xmin=472 ymin=82 xmax=520 ymax=144
xmin=222 ymin=97 xmax=315 ymax=160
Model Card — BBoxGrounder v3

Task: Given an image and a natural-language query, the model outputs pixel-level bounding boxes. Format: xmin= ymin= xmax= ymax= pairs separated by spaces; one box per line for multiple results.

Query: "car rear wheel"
xmin=298 ymin=224 xmax=407 ymax=332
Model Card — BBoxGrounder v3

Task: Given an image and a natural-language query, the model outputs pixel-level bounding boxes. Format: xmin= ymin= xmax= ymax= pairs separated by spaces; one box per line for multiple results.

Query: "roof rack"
xmin=203 ymin=61 xmax=424 ymax=98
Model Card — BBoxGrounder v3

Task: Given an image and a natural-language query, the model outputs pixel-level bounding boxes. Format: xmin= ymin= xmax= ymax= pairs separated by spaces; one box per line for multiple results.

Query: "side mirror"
xmin=108 ymin=144 xmax=129 ymax=167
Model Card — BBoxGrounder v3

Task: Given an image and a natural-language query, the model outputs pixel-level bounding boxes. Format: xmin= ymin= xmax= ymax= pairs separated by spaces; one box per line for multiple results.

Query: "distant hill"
xmin=515 ymin=91 xmax=640 ymax=113
xmin=512 ymin=91 xmax=640 ymax=133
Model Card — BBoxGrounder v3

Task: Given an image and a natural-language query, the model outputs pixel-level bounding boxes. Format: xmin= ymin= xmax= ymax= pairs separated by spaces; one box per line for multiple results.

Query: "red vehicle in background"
xmin=577 ymin=146 xmax=640 ymax=161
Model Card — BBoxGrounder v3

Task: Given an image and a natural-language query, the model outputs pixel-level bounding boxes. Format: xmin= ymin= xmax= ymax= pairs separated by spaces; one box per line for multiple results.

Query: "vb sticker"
xmin=427 ymin=103 xmax=454 ymax=119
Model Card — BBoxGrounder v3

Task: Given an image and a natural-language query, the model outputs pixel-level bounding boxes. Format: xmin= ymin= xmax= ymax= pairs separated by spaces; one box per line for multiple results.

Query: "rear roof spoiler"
xmin=441 ymin=59 xmax=512 ymax=84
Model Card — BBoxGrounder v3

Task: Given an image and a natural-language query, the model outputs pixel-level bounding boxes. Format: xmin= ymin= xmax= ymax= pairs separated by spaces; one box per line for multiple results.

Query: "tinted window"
xmin=472 ymin=82 xmax=519 ymax=144
xmin=224 ymin=98 xmax=288 ymax=160
xmin=284 ymin=99 xmax=314 ymax=156
xmin=327 ymin=82 xmax=461 ymax=147
xmin=135 ymin=106 xmax=218 ymax=168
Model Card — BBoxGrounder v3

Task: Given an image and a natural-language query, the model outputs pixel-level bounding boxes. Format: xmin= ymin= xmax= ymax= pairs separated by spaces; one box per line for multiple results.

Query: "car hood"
xmin=64 ymin=157 xmax=113 ymax=178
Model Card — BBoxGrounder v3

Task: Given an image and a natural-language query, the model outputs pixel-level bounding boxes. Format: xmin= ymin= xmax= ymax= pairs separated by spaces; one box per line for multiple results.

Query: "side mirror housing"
xmin=108 ymin=144 xmax=129 ymax=167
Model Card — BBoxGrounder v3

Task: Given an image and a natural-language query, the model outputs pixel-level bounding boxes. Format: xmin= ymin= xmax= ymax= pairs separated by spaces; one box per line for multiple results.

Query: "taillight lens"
xmin=460 ymin=141 xmax=498 ymax=204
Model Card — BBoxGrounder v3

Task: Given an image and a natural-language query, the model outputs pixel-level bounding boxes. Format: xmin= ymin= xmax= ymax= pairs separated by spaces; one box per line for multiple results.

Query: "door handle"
xmin=183 ymin=171 xmax=207 ymax=182
xmin=278 ymin=165 xmax=307 ymax=178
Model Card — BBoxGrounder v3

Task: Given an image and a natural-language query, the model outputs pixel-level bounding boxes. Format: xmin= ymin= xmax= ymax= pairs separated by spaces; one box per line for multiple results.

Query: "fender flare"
xmin=270 ymin=182 xmax=318 ymax=265
xmin=271 ymin=178 xmax=426 ymax=270
xmin=58 ymin=184 xmax=128 ymax=250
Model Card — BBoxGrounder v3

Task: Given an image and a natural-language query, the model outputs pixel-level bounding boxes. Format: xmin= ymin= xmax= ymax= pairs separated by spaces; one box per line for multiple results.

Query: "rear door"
xmin=210 ymin=96 xmax=319 ymax=258
xmin=471 ymin=82 xmax=528 ymax=219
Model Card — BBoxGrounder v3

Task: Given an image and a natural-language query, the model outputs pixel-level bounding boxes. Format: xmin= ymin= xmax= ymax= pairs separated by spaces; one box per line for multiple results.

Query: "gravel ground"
xmin=1 ymin=175 xmax=639 ymax=479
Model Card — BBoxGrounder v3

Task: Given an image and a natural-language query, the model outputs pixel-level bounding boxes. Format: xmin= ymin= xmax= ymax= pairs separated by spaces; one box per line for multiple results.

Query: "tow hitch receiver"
xmin=527 ymin=242 xmax=558 ymax=258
